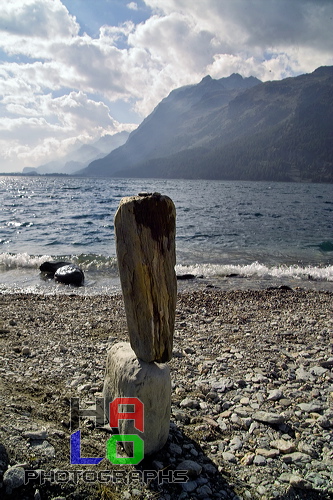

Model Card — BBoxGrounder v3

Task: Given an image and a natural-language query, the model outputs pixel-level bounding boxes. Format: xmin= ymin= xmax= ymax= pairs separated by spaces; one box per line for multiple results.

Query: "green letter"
xmin=106 ymin=434 xmax=144 ymax=465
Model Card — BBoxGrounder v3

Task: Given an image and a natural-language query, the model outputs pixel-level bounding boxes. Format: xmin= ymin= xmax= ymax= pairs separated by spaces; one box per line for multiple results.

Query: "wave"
xmin=0 ymin=252 xmax=118 ymax=271
xmin=175 ymin=262 xmax=333 ymax=282
xmin=1 ymin=253 xmax=332 ymax=289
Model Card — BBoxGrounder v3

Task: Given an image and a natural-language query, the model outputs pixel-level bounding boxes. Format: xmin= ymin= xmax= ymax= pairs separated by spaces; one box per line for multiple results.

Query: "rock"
xmin=241 ymin=452 xmax=255 ymax=465
xmin=256 ymin=448 xmax=279 ymax=458
xmin=23 ymin=429 xmax=47 ymax=440
xmin=295 ymin=366 xmax=312 ymax=381
xmin=3 ymin=466 xmax=25 ymax=494
xmin=310 ymin=365 xmax=327 ymax=376
xmin=39 ymin=261 xmax=72 ymax=275
xmin=182 ymin=480 xmax=198 ymax=492
xmin=289 ymin=474 xmax=312 ymax=489
xmin=177 ymin=274 xmax=196 ymax=280
xmin=252 ymin=411 xmax=285 ymax=425
xmin=229 ymin=436 xmax=243 ymax=451
xmin=54 ymin=265 xmax=84 ymax=286
xmin=114 ymin=193 xmax=176 ymax=363
xmin=297 ymin=441 xmax=317 ymax=457
xmin=102 ymin=342 xmax=171 ymax=456
xmin=197 ymin=484 xmax=212 ymax=497
xmin=222 ymin=452 xmax=237 ymax=463
xmin=282 ymin=452 xmax=311 ymax=464
xmin=0 ymin=444 xmax=9 ymax=471
xmin=169 ymin=443 xmax=182 ymax=456
xmin=298 ymin=402 xmax=323 ymax=413
xmin=317 ymin=414 xmax=333 ymax=428
xmin=253 ymin=454 xmax=267 ymax=466
xmin=30 ymin=440 xmax=55 ymax=458
xmin=267 ymin=389 xmax=284 ymax=401
xmin=176 ymin=460 xmax=202 ymax=478
xmin=180 ymin=398 xmax=200 ymax=409
xmin=270 ymin=439 xmax=296 ymax=454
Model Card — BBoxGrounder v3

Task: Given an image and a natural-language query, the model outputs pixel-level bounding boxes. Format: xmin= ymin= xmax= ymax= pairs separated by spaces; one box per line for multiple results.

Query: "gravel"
xmin=0 ymin=288 xmax=332 ymax=499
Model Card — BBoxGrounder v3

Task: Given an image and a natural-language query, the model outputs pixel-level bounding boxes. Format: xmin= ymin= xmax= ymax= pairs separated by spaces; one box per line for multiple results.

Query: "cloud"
xmin=127 ymin=2 xmax=139 ymax=10
xmin=143 ymin=0 xmax=333 ymax=76
xmin=0 ymin=0 xmax=332 ymax=171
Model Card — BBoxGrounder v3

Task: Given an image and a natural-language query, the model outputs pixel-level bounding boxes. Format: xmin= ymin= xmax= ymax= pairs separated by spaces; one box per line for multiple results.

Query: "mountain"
xmin=78 ymin=67 xmax=333 ymax=182
xmin=23 ymin=131 xmax=129 ymax=175
xmin=78 ymin=74 xmax=260 ymax=176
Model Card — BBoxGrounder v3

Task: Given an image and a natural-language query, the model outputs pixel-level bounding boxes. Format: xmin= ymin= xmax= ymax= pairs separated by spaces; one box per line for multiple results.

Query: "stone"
xmin=270 ymin=438 xmax=296 ymax=454
xmin=23 ymin=429 xmax=48 ymax=440
xmin=281 ymin=452 xmax=311 ymax=464
xmin=289 ymin=474 xmax=312 ymax=489
xmin=252 ymin=411 xmax=285 ymax=425
xmin=310 ymin=366 xmax=327 ymax=377
xmin=0 ymin=444 xmax=9 ymax=471
xmin=114 ymin=193 xmax=176 ymax=363
xmin=256 ymin=448 xmax=279 ymax=458
xmin=253 ymin=454 xmax=267 ymax=466
xmin=176 ymin=460 xmax=202 ymax=478
xmin=222 ymin=452 xmax=237 ymax=463
xmin=39 ymin=261 xmax=71 ymax=275
xmin=317 ymin=415 xmax=333 ymax=428
xmin=3 ymin=466 xmax=25 ymax=494
xmin=197 ymin=484 xmax=212 ymax=497
xmin=180 ymin=397 xmax=199 ymax=409
xmin=296 ymin=366 xmax=311 ymax=381
xmin=54 ymin=265 xmax=84 ymax=286
xmin=229 ymin=436 xmax=243 ymax=451
xmin=267 ymin=389 xmax=284 ymax=401
xmin=241 ymin=452 xmax=255 ymax=465
xmin=182 ymin=480 xmax=198 ymax=492
xmin=298 ymin=402 xmax=323 ymax=413
xmin=169 ymin=443 xmax=182 ymax=456
xmin=102 ymin=342 xmax=171 ymax=456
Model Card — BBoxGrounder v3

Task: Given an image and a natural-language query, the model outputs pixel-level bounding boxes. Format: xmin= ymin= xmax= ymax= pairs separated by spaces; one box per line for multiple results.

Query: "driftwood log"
xmin=114 ymin=192 xmax=176 ymax=363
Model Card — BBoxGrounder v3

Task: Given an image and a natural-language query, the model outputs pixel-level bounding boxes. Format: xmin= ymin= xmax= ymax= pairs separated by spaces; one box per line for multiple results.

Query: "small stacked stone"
xmin=103 ymin=193 xmax=176 ymax=456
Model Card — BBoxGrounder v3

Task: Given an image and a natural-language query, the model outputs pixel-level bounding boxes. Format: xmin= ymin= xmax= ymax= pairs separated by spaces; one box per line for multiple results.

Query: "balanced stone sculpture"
xmin=103 ymin=192 xmax=176 ymax=457
xmin=114 ymin=192 xmax=177 ymax=363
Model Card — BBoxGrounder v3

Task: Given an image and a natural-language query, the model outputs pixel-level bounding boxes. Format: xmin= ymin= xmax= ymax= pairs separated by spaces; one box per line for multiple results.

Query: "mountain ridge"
xmin=78 ymin=67 xmax=333 ymax=182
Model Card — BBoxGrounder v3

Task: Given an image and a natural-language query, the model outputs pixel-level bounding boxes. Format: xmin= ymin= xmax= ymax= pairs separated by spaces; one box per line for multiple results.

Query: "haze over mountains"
xmin=78 ymin=67 xmax=333 ymax=183
xmin=23 ymin=132 xmax=129 ymax=175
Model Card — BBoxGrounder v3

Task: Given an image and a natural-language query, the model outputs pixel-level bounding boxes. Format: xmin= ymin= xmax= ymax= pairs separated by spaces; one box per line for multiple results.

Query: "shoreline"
xmin=1 ymin=288 xmax=332 ymax=499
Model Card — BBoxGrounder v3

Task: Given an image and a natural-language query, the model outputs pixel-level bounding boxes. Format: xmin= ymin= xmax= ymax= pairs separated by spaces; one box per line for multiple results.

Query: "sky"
xmin=0 ymin=0 xmax=332 ymax=172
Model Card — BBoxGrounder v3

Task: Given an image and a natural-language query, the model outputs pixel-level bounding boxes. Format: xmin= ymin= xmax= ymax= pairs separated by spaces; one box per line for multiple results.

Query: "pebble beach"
xmin=0 ymin=287 xmax=332 ymax=500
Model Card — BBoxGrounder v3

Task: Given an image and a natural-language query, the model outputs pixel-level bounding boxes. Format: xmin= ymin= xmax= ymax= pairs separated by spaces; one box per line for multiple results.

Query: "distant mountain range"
xmin=22 ymin=131 xmax=129 ymax=175
xmin=78 ymin=67 xmax=333 ymax=183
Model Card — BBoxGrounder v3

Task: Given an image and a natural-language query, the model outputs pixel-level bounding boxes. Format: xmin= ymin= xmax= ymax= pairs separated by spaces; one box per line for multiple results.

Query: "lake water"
xmin=0 ymin=176 xmax=332 ymax=294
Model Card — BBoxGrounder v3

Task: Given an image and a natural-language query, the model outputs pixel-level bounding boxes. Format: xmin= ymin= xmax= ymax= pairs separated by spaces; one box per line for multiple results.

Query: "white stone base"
xmin=103 ymin=342 xmax=171 ymax=456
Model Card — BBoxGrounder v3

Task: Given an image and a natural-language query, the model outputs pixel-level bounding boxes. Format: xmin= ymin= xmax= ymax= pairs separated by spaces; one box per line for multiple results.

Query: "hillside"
xmin=78 ymin=67 xmax=333 ymax=182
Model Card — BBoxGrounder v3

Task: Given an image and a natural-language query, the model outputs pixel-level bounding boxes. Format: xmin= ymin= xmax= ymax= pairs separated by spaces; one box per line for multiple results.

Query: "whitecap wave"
xmin=175 ymin=262 xmax=333 ymax=282
xmin=0 ymin=252 xmax=118 ymax=271
xmin=0 ymin=252 xmax=52 ymax=269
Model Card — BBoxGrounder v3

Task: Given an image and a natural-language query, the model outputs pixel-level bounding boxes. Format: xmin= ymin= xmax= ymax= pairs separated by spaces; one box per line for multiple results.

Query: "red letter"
xmin=109 ymin=398 xmax=144 ymax=432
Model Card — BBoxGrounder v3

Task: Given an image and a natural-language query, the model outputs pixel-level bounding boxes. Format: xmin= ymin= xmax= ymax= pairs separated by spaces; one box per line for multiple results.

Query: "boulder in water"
xmin=54 ymin=265 xmax=84 ymax=286
xmin=40 ymin=261 xmax=84 ymax=286
xmin=40 ymin=261 xmax=72 ymax=277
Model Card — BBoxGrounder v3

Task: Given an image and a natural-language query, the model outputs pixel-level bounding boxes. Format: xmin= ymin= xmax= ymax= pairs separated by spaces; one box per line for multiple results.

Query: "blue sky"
xmin=0 ymin=0 xmax=332 ymax=172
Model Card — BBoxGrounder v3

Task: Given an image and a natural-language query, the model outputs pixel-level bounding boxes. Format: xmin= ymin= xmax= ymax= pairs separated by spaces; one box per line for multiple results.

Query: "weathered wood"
xmin=114 ymin=192 xmax=176 ymax=362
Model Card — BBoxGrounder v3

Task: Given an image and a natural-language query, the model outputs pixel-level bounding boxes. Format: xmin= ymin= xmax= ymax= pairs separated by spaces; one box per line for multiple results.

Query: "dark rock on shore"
xmin=39 ymin=261 xmax=71 ymax=276
xmin=40 ymin=261 xmax=84 ymax=286
xmin=54 ymin=265 xmax=84 ymax=286
xmin=177 ymin=274 xmax=196 ymax=280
